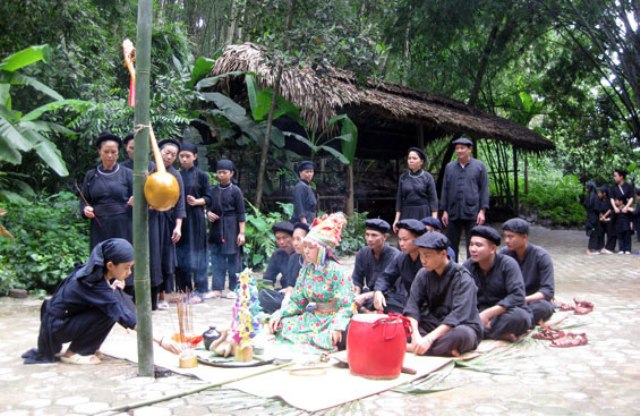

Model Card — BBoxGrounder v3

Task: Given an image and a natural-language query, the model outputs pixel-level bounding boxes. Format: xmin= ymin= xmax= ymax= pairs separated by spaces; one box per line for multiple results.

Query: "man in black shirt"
xmin=440 ymin=137 xmax=490 ymax=262
xmin=463 ymin=226 xmax=531 ymax=341
xmin=500 ymin=218 xmax=555 ymax=326
xmin=352 ymin=219 xmax=400 ymax=312
xmin=373 ymin=219 xmax=426 ymax=314
xmin=405 ymin=233 xmax=482 ymax=357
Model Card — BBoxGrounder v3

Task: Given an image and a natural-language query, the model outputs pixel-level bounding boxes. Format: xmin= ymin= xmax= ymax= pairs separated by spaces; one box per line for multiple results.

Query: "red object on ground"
xmin=347 ymin=313 xmax=411 ymax=380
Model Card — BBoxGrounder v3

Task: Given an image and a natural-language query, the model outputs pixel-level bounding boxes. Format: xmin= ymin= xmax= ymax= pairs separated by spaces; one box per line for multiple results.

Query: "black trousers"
xmin=605 ymin=219 xmax=617 ymax=251
xmin=529 ymin=300 xmax=554 ymax=327
xmin=446 ymin=219 xmax=475 ymax=262
xmin=43 ymin=310 xmax=116 ymax=356
xmin=259 ymin=288 xmax=285 ymax=314
xmin=483 ymin=306 xmax=531 ymax=340
xmin=587 ymin=223 xmax=604 ymax=251
xmin=418 ymin=318 xmax=480 ymax=356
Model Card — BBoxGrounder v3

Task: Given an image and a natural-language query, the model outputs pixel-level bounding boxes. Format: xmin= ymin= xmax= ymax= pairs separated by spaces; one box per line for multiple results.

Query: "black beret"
xmin=365 ymin=219 xmax=391 ymax=233
xmin=180 ymin=142 xmax=198 ymax=154
xmin=297 ymin=161 xmax=315 ymax=173
xmin=272 ymin=221 xmax=294 ymax=235
xmin=420 ymin=216 xmax=443 ymax=230
xmin=407 ymin=147 xmax=426 ymax=161
xmin=293 ymin=222 xmax=310 ymax=233
xmin=414 ymin=232 xmax=450 ymax=250
xmin=95 ymin=130 xmax=122 ymax=148
xmin=123 ymin=131 xmax=135 ymax=146
xmin=396 ymin=219 xmax=427 ymax=236
xmin=598 ymin=186 xmax=609 ymax=193
xmin=452 ymin=136 xmax=474 ymax=147
xmin=502 ymin=218 xmax=530 ymax=235
xmin=216 ymin=159 xmax=235 ymax=171
xmin=158 ymin=138 xmax=181 ymax=152
xmin=470 ymin=225 xmax=501 ymax=245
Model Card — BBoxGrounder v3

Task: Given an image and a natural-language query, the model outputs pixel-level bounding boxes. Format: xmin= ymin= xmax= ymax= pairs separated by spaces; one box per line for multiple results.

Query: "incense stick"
xmin=75 ymin=181 xmax=103 ymax=229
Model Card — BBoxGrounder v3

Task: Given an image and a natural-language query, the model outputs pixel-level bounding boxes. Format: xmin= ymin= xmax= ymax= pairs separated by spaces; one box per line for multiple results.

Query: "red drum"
xmin=346 ymin=313 xmax=412 ymax=380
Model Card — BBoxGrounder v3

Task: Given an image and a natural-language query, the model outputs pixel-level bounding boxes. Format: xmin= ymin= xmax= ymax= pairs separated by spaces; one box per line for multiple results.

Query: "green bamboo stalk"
xmin=133 ymin=0 xmax=154 ymax=377
xmin=100 ymin=362 xmax=294 ymax=414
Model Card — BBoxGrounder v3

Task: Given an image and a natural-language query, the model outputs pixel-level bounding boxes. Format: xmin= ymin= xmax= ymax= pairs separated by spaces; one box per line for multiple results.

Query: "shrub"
xmin=0 ymin=192 xmax=89 ymax=295
xmin=519 ymin=175 xmax=584 ymax=226
xmin=244 ymin=201 xmax=292 ymax=271
xmin=335 ymin=211 xmax=367 ymax=257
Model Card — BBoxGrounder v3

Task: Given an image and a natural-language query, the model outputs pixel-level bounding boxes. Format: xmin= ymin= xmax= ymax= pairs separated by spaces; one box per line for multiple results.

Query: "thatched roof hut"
xmin=210 ymin=43 xmax=554 ymax=159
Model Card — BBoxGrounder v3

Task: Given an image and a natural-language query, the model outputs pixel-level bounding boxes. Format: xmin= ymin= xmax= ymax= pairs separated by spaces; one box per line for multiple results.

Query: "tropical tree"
xmin=0 ymin=44 xmax=91 ymax=201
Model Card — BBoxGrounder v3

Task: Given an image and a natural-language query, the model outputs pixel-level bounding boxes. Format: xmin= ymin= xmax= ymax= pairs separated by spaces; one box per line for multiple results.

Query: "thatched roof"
xmin=210 ymin=43 xmax=554 ymax=152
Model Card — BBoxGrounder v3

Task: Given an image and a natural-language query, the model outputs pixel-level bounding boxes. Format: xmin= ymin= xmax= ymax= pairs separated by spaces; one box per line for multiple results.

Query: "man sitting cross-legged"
xmin=500 ymin=218 xmax=555 ymax=327
xmin=352 ymin=219 xmax=400 ymax=312
xmin=405 ymin=233 xmax=482 ymax=357
xmin=373 ymin=219 xmax=426 ymax=314
xmin=463 ymin=226 xmax=531 ymax=341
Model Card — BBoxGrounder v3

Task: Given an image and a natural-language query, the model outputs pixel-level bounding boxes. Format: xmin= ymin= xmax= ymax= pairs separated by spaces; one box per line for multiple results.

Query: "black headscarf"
xmin=76 ymin=238 xmax=134 ymax=284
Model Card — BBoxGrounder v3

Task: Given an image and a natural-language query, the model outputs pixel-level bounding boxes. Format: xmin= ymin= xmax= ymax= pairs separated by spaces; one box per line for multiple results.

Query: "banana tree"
xmin=0 ymin=44 xmax=92 ymax=201
xmin=284 ymin=113 xmax=358 ymax=214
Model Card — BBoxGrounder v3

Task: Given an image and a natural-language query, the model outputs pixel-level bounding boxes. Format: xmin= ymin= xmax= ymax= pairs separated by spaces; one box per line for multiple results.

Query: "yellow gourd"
xmin=144 ymin=127 xmax=180 ymax=211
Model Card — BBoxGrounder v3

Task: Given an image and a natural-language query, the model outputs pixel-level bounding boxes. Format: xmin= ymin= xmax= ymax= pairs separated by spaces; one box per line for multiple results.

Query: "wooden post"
xmin=346 ymin=162 xmax=354 ymax=216
xmin=513 ymin=145 xmax=519 ymax=215
xmin=524 ymin=153 xmax=529 ymax=195
xmin=133 ymin=0 xmax=154 ymax=377
xmin=417 ymin=124 xmax=424 ymax=149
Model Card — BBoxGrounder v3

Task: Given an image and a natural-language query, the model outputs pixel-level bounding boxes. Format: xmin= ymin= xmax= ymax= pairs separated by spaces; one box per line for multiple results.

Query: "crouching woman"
xmin=23 ymin=238 xmax=179 ymax=365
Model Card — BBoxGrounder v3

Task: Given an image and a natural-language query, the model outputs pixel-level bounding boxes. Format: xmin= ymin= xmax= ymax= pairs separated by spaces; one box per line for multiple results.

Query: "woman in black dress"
xmin=393 ymin=147 xmax=438 ymax=233
xmin=80 ymin=131 xmax=133 ymax=251
xmin=175 ymin=142 xmax=209 ymax=300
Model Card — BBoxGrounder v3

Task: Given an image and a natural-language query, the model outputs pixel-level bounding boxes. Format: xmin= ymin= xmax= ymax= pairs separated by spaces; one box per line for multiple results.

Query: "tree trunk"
xmin=436 ymin=24 xmax=498 ymax=197
xmin=226 ymin=0 xmax=237 ymax=44
xmin=133 ymin=0 xmax=154 ymax=378
xmin=346 ymin=163 xmax=354 ymax=216
xmin=254 ymin=0 xmax=297 ymax=208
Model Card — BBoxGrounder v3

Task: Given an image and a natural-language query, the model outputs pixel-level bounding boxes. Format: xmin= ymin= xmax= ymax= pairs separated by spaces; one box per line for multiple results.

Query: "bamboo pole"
xmin=133 ymin=0 xmax=154 ymax=377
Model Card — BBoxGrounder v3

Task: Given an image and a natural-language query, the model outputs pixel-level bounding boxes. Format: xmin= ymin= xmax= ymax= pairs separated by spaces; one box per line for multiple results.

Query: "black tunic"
xmin=80 ymin=164 xmax=133 ymax=250
xmin=374 ymin=253 xmax=422 ymax=312
xmin=24 ymin=248 xmax=136 ymax=363
xmin=500 ymin=244 xmax=554 ymax=300
xmin=404 ymin=262 xmax=483 ymax=340
xmin=351 ymin=244 xmax=401 ymax=290
xmin=440 ymin=158 xmax=489 ymax=221
xmin=462 ymin=254 xmax=526 ymax=312
xmin=205 ymin=182 xmax=246 ymax=255
xmin=176 ymin=166 xmax=209 ymax=273
xmin=282 ymin=253 xmax=304 ymax=288
xmin=149 ymin=165 xmax=186 ymax=286
xmin=395 ymin=170 xmax=438 ymax=220
xmin=263 ymin=249 xmax=294 ymax=284
xmin=292 ymin=179 xmax=317 ymax=223
xmin=462 ymin=254 xmax=531 ymax=337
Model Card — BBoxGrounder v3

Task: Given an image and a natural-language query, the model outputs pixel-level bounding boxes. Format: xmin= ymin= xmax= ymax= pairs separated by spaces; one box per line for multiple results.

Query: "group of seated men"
xmin=259 ymin=216 xmax=554 ymax=357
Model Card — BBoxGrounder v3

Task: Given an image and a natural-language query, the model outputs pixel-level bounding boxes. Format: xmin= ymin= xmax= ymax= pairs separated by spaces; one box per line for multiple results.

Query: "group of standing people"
xmin=78 ymin=131 xmax=321 ymax=309
xmin=585 ymin=168 xmax=640 ymax=255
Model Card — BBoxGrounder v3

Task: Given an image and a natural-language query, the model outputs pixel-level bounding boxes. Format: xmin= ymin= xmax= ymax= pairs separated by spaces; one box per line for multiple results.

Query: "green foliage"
xmin=0 ymin=192 xmax=88 ymax=295
xmin=244 ymin=201 xmax=293 ymax=271
xmin=520 ymin=174 xmax=585 ymax=226
xmin=335 ymin=211 xmax=367 ymax=257
xmin=285 ymin=113 xmax=358 ymax=165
